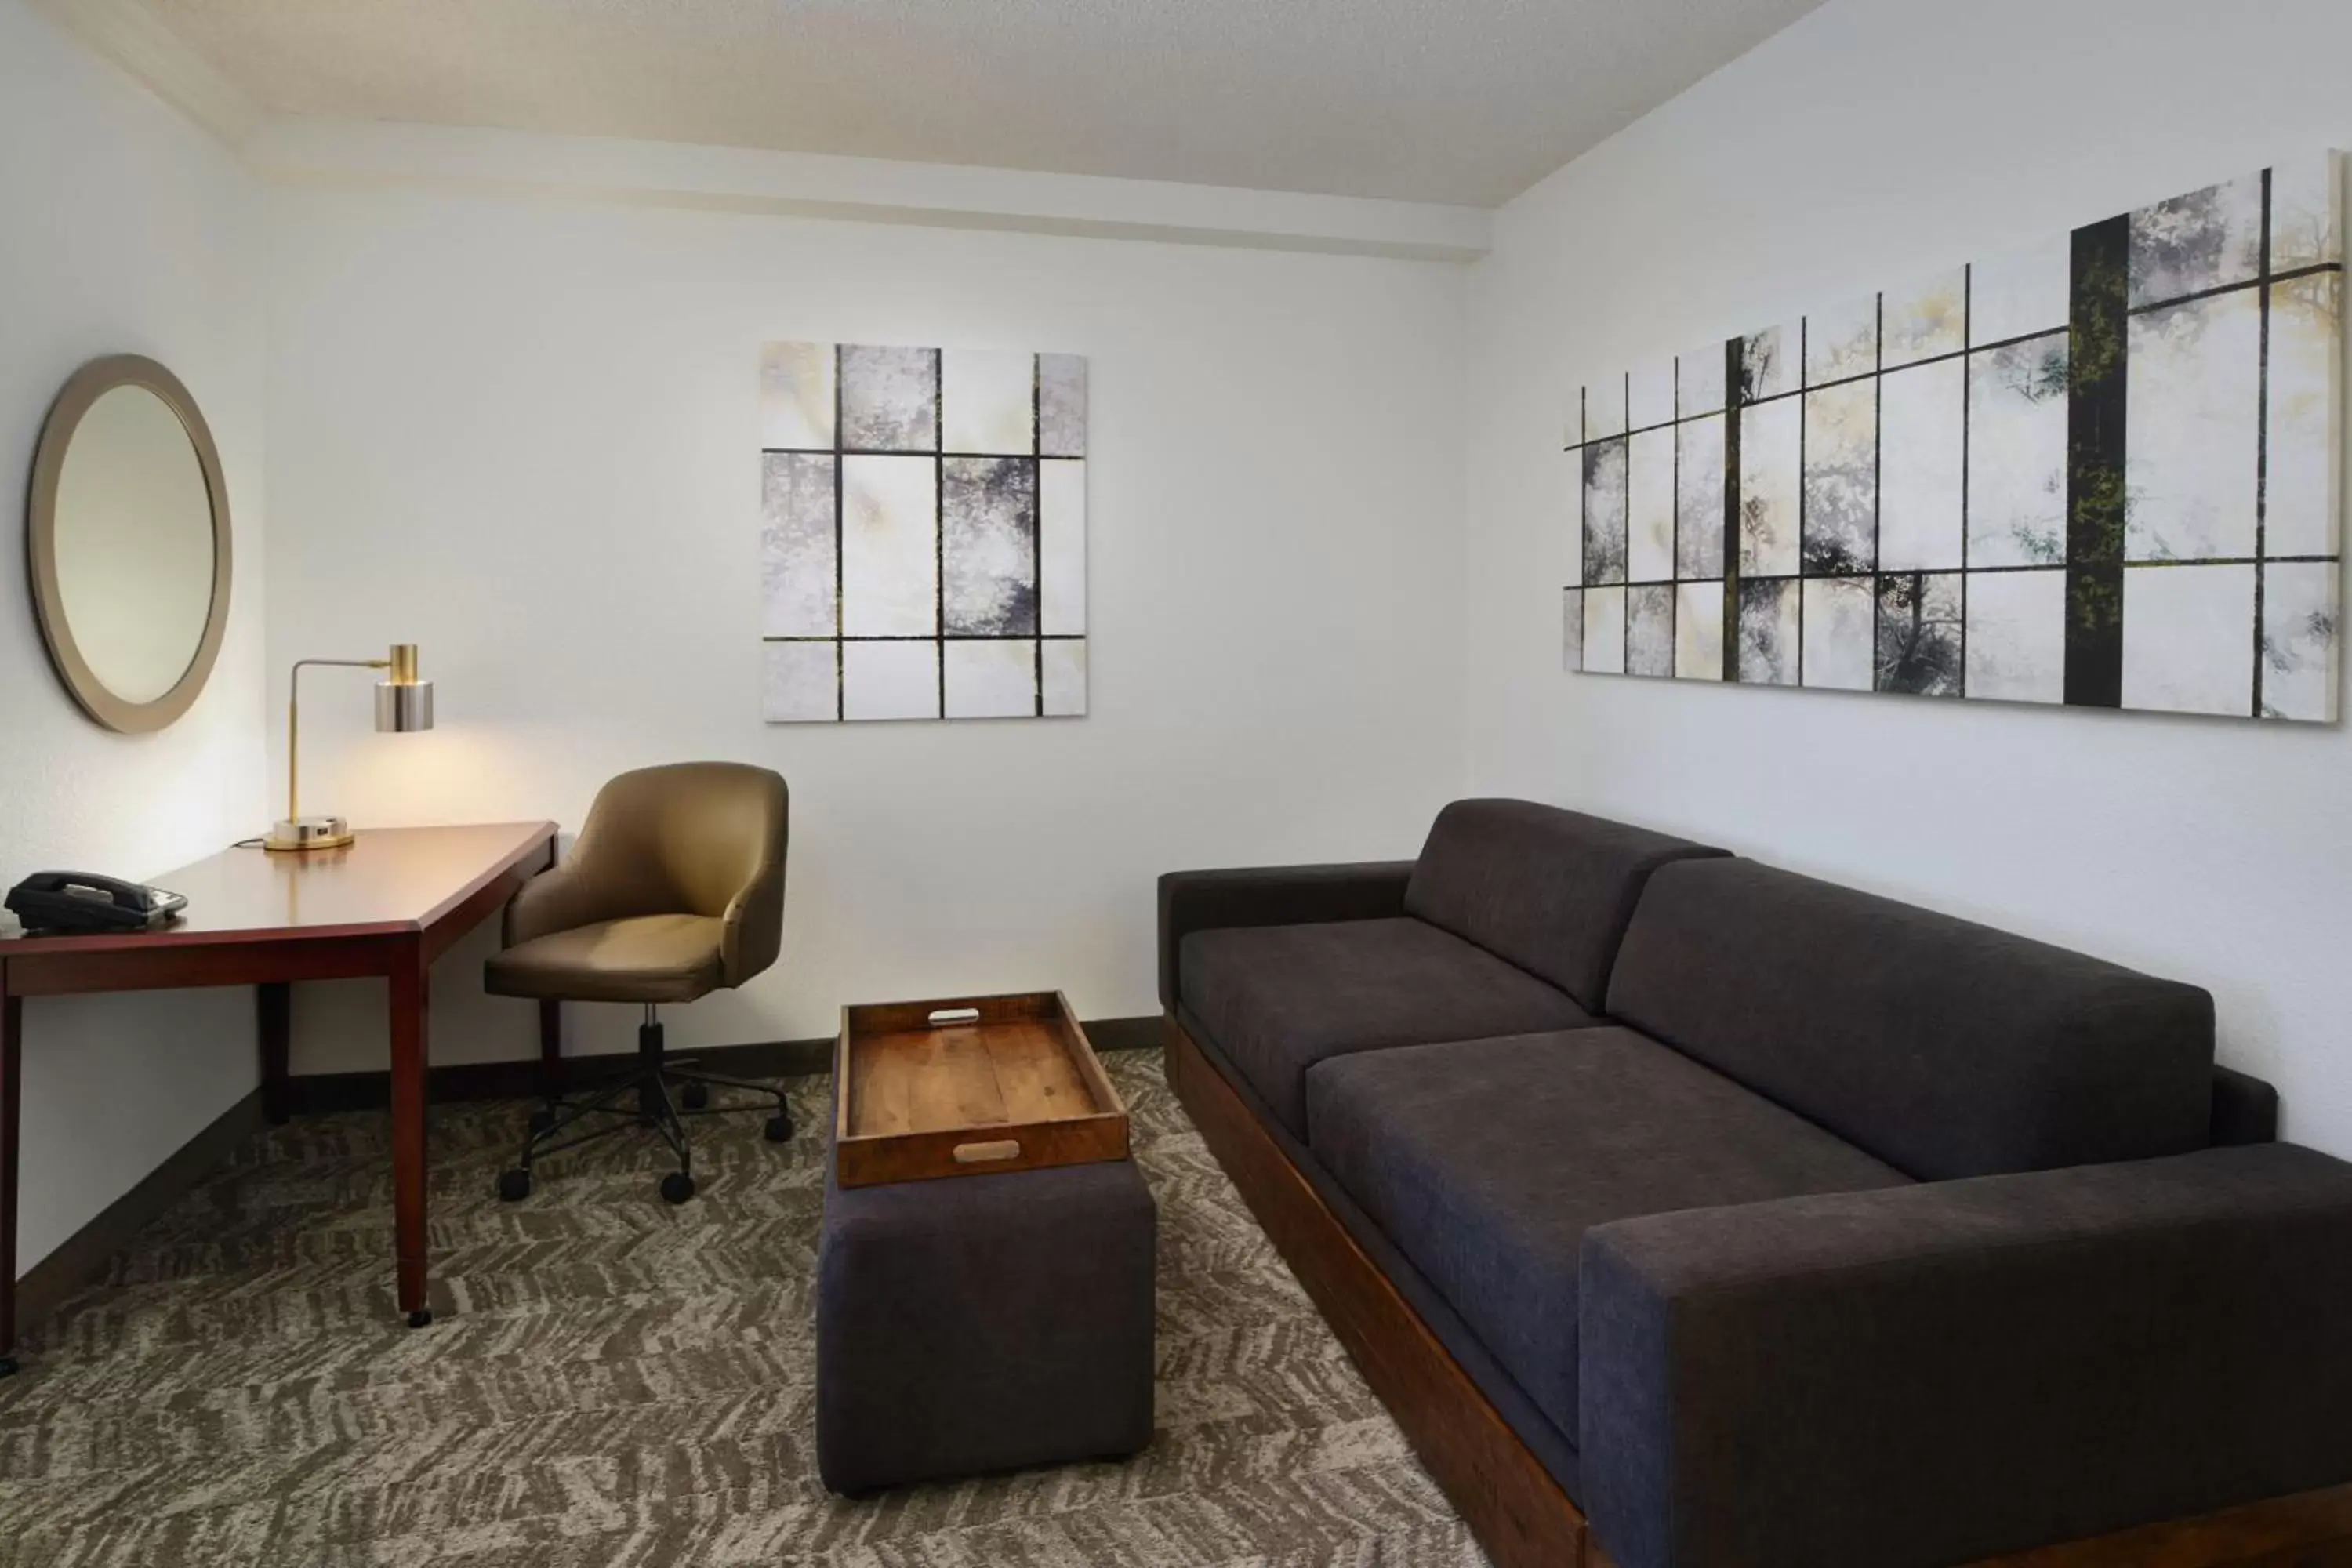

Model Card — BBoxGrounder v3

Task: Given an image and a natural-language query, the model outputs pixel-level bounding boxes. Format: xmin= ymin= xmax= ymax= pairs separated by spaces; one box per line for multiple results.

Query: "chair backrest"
xmin=1402 ymin=799 xmax=1726 ymax=1011
xmin=569 ymin=763 xmax=789 ymax=985
xmin=1607 ymin=857 xmax=2215 ymax=1180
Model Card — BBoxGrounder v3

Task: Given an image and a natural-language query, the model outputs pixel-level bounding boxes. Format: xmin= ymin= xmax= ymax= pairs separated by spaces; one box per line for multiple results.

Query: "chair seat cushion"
xmin=1306 ymin=1028 xmax=1910 ymax=1443
xmin=1179 ymin=916 xmax=1594 ymax=1138
xmin=484 ymin=913 xmax=726 ymax=1004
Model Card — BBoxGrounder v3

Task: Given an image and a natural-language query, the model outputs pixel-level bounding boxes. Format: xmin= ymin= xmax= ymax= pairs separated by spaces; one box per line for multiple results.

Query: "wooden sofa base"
xmin=1162 ymin=1016 xmax=2352 ymax=1568
xmin=1163 ymin=1016 xmax=1603 ymax=1567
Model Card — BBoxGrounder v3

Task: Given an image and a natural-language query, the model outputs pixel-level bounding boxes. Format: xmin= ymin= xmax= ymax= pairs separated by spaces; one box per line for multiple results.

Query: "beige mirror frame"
xmin=27 ymin=354 xmax=234 ymax=735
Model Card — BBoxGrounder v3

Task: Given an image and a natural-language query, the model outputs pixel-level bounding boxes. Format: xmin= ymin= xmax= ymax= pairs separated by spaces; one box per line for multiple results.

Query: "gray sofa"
xmin=1159 ymin=799 xmax=2352 ymax=1568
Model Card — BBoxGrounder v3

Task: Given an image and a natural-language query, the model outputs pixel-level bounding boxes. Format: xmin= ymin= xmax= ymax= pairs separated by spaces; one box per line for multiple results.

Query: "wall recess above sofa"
xmin=1561 ymin=151 xmax=2343 ymax=722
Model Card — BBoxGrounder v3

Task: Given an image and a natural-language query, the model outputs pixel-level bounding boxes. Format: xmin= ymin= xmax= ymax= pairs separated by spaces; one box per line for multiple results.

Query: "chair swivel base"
xmin=497 ymin=1015 xmax=791 ymax=1204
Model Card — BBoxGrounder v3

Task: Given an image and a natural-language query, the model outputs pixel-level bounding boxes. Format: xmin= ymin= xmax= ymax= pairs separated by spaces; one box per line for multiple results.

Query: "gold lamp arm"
xmin=285 ymin=656 xmax=387 ymax=826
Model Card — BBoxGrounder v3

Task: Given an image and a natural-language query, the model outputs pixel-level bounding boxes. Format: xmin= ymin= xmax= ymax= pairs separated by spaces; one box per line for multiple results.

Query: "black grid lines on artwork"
xmin=935 ymin=347 xmax=946 ymax=717
xmin=1669 ymin=357 xmax=1680 ymax=675
xmin=2126 ymin=259 xmax=2338 ymax=319
xmin=1870 ymin=292 xmax=1884 ymax=688
xmin=1795 ymin=313 xmax=1807 ymax=688
xmin=1559 ymin=324 xmax=2085 ymax=459
xmin=835 ymin=343 xmax=846 ymax=719
xmin=2253 ymin=171 xmax=2273 ymax=719
xmin=1958 ymin=263 xmax=1973 ymax=698
xmin=1033 ymin=354 xmax=1044 ymax=715
xmin=760 ymin=343 xmax=1089 ymax=723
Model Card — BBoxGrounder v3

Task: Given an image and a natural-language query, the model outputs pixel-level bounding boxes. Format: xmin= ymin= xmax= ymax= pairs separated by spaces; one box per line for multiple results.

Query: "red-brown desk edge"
xmin=2 ymin=822 xmax=560 ymax=961
xmin=0 ymin=821 xmax=559 ymax=1370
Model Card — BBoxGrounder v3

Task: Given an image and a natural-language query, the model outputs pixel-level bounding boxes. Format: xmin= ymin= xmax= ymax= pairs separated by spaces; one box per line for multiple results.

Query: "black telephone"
xmin=5 ymin=872 xmax=187 ymax=935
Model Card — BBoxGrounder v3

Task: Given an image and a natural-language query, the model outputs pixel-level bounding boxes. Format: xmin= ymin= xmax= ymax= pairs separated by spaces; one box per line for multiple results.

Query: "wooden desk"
xmin=0 ymin=821 xmax=557 ymax=1374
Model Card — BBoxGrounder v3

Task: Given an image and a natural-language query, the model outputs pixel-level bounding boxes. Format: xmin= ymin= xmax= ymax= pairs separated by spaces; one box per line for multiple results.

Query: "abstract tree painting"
xmin=760 ymin=343 xmax=1087 ymax=722
xmin=1563 ymin=154 xmax=2343 ymax=722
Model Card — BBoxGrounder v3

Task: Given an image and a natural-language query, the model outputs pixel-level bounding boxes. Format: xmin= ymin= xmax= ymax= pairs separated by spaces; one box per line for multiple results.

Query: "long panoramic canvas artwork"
xmin=760 ymin=343 xmax=1087 ymax=722
xmin=1563 ymin=154 xmax=2343 ymax=721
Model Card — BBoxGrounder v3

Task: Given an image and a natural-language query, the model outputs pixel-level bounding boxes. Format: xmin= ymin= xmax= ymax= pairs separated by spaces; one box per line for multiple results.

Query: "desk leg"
xmin=388 ymin=938 xmax=432 ymax=1329
xmin=1 ymin=966 xmax=20 ymax=1376
xmin=258 ymin=982 xmax=291 ymax=1126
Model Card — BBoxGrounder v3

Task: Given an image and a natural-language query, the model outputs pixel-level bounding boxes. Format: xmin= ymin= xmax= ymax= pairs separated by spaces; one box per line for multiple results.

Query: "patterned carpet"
xmin=0 ymin=1049 xmax=1481 ymax=1567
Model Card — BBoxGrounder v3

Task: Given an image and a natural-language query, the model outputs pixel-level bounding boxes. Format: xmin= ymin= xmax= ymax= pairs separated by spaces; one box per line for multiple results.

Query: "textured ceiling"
xmin=141 ymin=0 xmax=1824 ymax=205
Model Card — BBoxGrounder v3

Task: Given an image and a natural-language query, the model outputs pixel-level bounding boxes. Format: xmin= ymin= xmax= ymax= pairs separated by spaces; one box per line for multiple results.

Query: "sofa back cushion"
xmin=1403 ymin=800 xmax=1726 ymax=1011
xmin=1606 ymin=858 xmax=2215 ymax=1181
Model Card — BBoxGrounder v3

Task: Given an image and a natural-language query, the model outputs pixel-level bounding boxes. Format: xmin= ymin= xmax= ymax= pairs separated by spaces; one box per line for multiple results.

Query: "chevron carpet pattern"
xmin=0 ymin=1048 xmax=1482 ymax=1566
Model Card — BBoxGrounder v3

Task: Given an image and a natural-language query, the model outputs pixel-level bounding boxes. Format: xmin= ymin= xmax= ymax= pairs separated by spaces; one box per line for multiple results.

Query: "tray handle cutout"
xmin=927 ymin=1007 xmax=982 ymax=1026
xmin=953 ymin=1138 xmax=1022 ymax=1165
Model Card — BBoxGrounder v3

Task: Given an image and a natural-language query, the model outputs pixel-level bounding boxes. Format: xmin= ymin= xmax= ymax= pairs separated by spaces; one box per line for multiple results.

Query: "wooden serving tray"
xmin=833 ymin=990 xmax=1130 ymax=1187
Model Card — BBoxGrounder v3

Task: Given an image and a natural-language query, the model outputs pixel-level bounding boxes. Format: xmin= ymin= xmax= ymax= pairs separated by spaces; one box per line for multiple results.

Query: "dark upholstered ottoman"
xmin=815 ymin=1153 xmax=1158 ymax=1493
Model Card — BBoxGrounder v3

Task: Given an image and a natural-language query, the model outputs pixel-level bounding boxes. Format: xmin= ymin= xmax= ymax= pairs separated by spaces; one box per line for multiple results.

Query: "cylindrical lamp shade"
xmin=375 ymin=680 xmax=434 ymax=732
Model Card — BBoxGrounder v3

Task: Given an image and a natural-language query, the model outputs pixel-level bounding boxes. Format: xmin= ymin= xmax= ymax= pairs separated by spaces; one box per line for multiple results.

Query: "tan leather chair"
xmin=485 ymin=762 xmax=789 ymax=1204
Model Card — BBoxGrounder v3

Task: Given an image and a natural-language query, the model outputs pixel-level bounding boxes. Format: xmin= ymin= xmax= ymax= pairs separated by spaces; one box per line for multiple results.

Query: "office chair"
xmin=486 ymin=762 xmax=790 ymax=1204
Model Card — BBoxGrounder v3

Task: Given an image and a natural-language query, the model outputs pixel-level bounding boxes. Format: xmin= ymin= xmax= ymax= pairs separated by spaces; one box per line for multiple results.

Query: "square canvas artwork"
xmin=1562 ymin=154 xmax=2344 ymax=722
xmin=760 ymin=343 xmax=1087 ymax=722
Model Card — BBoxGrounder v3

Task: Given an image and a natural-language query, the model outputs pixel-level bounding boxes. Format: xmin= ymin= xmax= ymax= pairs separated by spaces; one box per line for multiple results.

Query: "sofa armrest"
xmin=1579 ymin=1144 xmax=2352 ymax=1568
xmin=1156 ymin=862 xmax=1414 ymax=1012
xmin=2211 ymin=1063 xmax=2280 ymax=1145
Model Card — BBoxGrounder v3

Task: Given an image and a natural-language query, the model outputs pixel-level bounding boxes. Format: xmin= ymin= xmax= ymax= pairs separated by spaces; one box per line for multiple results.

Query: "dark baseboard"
xmin=281 ymin=1014 xmax=1163 ymax=1116
xmin=283 ymin=1036 xmax=835 ymax=1116
xmin=1080 ymin=1014 xmax=1161 ymax=1054
xmin=16 ymin=1085 xmax=267 ymax=1334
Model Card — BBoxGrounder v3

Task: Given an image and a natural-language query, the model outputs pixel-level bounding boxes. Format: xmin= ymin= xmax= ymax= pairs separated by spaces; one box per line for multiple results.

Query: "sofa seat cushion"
xmin=1180 ymin=917 xmax=1594 ymax=1138
xmin=1306 ymin=1028 xmax=1910 ymax=1443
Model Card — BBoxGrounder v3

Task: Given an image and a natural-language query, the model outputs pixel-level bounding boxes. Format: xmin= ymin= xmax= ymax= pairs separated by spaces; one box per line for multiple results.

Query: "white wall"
xmin=264 ymin=180 xmax=1468 ymax=1069
xmin=1464 ymin=0 xmax=2352 ymax=1154
xmin=0 ymin=0 xmax=269 ymax=1271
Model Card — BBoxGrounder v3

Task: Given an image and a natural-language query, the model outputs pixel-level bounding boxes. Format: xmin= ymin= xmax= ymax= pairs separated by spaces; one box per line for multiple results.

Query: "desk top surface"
xmin=1 ymin=822 xmax=557 ymax=958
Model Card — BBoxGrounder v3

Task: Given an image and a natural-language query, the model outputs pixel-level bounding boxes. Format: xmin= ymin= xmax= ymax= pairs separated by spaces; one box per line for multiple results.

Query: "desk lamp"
xmin=264 ymin=642 xmax=435 ymax=852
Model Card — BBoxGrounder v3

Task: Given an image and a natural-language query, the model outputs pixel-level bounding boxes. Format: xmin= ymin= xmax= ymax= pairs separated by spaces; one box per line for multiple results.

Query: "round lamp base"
xmin=264 ymin=815 xmax=354 ymax=853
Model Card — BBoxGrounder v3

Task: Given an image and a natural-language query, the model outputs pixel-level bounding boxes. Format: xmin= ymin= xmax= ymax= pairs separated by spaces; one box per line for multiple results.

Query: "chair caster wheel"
xmin=764 ymin=1113 xmax=792 ymax=1143
xmin=407 ymin=1309 xmax=433 ymax=1329
xmin=498 ymin=1168 xmax=532 ymax=1202
xmin=0 ymin=1355 xmax=18 ymax=1377
xmin=527 ymin=1106 xmax=556 ymax=1134
xmin=660 ymin=1171 xmax=695 ymax=1204
xmin=680 ymin=1081 xmax=709 ymax=1111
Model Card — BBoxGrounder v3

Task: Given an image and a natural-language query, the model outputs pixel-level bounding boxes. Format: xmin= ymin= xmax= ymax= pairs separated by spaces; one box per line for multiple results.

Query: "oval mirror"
xmin=27 ymin=356 xmax=232 ymax=733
